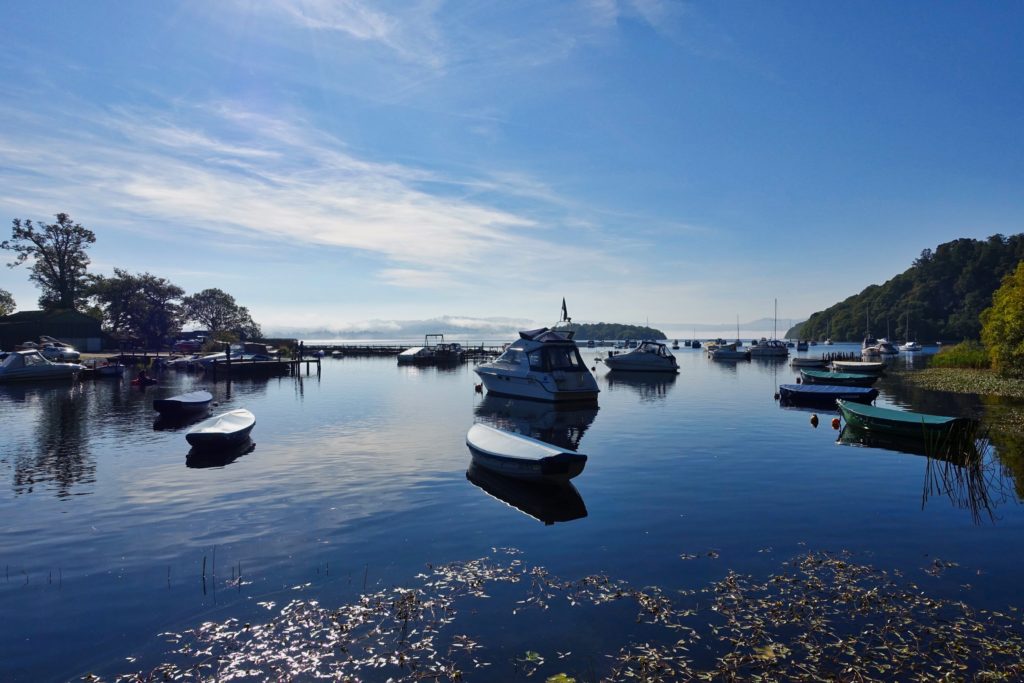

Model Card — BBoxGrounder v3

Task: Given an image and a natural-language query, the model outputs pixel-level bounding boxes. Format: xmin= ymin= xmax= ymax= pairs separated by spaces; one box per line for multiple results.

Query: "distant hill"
xmin=786 ymin=234 xmax=1024 ymax=342
xmin=574 ymin=323 xmax=665 ymax=340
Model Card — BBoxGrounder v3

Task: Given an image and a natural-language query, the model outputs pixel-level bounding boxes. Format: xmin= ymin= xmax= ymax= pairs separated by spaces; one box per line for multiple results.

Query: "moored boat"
xmin=185 ymin=409 xmax=256 ymax=449
xmin=710 ymin=344 xmax=749 ymax=361
xmin=779 ymin=383 xmax=878 ymax=407
xmin=0 ymin=350 xmax=84 ymax=383
xmin=475 ymin=327 xmax=599 ymax=402
xmin=790 ymin=357 xmax=827 ymax=367
xmin=800 ymin=369 xmax=878 ymax=387
xmin=900 ymin=340 xmax=923 ymax=352
xmin=154 ymin=390 xmax=213 ymax=417
xmin=604 ymin=340 xmax=678 ymax=373
xmin=466 ymin=423 xmax=587 ymax=483
xmin=832 ymin=360 xmax=885 ymax=374
xmin=748 ymin=339 xmax=789 ymax=358
xmin=836 ymin=399 xmax=975 ymax=441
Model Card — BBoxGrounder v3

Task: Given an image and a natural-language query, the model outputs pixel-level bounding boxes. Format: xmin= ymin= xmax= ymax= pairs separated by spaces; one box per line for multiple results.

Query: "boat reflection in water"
xmin=602 ymin=371 xmax=678 ymax=402
xmin=837 ymin=425 xmax=1010 ymax=524
xmin=473 ymin=395 xmax=598 ymax=452
xmin=466 ymin=463 xmax=587 ymax=525
xmin=185 ymin=437 xmax=256 ymax=469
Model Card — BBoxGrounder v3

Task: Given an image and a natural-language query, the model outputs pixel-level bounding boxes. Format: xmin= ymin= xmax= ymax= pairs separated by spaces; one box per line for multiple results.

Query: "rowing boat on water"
xmin=466 ymin=423 xmax=587 ymax=482
xmin=800 ymin=369 xmax=879 ymax=387
xmin=832 ymin=360 xmax=885 ymax=374
xmin=779 ymin=384 xmax=878 ymax=407
xmin=836 ymin=400 xmax=974 ymax=440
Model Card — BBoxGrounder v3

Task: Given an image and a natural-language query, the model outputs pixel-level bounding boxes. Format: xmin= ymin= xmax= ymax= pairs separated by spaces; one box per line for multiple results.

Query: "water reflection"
xmin=473 ymin=395 xmax=598 ymax=451
xmin=603 ymin=371 xmax=678 ymax=401
xmin=8 ymin=383 xmax=94 ymax=497
xmin=837 ymin=426 xmax=1011 ymax=524
xmin=465 ymin=463 xmax=587 ymax=525
xmin=186 ymin=438 xmax=256 ymax=469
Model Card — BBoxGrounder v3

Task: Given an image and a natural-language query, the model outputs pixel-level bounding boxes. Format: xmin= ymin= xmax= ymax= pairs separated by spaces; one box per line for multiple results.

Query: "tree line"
xmin=574 ymin=323 xmax=667 ymax=340
xmin=1 ymin=213 xmax=261 ymax=347
xmin=786 ymin=234 xmax=1024 ymax=343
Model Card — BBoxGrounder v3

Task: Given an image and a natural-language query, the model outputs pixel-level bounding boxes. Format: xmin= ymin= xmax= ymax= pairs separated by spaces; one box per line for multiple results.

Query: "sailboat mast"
xmin=774 ymin=299 xmax=778 ymax=340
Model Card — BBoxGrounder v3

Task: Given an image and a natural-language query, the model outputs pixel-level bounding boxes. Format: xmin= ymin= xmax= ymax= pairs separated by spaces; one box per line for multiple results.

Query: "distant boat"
xmin=800 ymin=369 xmax=878 ymax=387
xmin=710 ymin=344 xmax=749 ymax=361
xmin=779 ymin=384 xmax=878 ymax=407
xmin=796 ymin=340 xmax=809 ymax=351
xmin=672 ymin=339 xmax=679 ymax=349
xmin=748 ymin=339 xmax=789 ymax=358
xmin=900 ymin=340 xmax=922 ymax=352
xmin=186 ymin=409 xmax=256 ymax=450
xmin=466 ymin=423 xmax=587 ymax=483
xmin=397 ymin=346 xmax=434 ymax=365
xmin=604 ymin=340 xmax=679 ymax=373
xmin=154 ymin=390 xmax=213 ymax=417
xmin=94 ymin=363 xmax=125 ymax=378
xmin=837 ymin=400 xmax=975 ymax=441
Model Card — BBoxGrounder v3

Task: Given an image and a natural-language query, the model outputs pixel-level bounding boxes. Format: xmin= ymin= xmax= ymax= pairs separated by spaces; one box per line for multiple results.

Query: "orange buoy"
xmin=831 ymin=417 xmax=841 ymax=430
xmin=810 ymin=414 xmax=819 ymax=428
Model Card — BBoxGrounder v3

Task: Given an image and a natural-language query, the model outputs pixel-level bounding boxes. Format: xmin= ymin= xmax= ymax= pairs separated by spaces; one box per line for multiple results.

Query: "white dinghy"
xmin=466 ymin=423 xmax=587 ymax=483
xmin=185 ymin=409 xmax=255 ymax=449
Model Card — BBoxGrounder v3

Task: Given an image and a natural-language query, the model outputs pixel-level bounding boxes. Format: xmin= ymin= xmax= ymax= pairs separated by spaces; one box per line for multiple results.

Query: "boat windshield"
xmin=528 ymin=345 xmax=586 ymax=372
xmin=637 ymin=342 xmax=668 ymax=356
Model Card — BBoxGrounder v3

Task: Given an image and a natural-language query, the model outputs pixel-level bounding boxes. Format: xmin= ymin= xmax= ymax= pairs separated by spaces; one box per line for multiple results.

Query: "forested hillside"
xmin=787 ymin=234 xmax=1024 ymax=342
xmin=574 ymin=323 xmax=666 ymax=340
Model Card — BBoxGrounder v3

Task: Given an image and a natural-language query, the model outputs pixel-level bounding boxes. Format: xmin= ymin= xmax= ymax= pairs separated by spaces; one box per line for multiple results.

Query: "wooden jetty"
xmin=308 ymin=343 xmax=504 ymax=362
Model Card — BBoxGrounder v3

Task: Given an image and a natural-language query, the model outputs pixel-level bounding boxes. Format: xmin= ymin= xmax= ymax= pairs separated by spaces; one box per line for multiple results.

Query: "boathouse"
xmin=0 ymin=309 xmax=104 ymax=351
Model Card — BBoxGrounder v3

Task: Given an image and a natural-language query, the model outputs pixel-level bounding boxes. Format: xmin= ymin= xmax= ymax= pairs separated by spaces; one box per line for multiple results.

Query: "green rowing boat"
xmin=836 ymin=399 xmax=975 ymax=441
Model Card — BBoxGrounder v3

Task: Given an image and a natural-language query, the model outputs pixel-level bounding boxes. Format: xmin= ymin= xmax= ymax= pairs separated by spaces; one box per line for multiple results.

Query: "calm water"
xmin=2 ymin=344 xmax=1023 ymax=680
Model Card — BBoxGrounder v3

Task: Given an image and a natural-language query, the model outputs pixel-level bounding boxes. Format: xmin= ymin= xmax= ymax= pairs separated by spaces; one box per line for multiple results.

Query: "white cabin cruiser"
xmin=604 ymin=340 xmax=679 ymax=373
xmin=747 ymin=339 xmax=789 ymax=358
xmin=0 ymin=350 xmax=84 ymax=383
xmin=900 ymin=340 xmax=923 ymax=352
xmin=475 ymin=328 xmax=599 ymax=402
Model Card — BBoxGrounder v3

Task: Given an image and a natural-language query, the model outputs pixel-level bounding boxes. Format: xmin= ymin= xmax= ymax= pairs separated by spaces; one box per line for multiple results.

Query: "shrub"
xmin=930 ymin=341 xmax=990 ymax=369
xmin=981 ymin=261 xmax=1024 ymax=377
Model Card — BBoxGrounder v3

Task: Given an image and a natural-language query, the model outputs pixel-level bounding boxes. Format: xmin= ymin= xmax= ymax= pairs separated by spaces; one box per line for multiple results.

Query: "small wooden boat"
xmin=779 ymin=384 xmax=878 ymax=407
xmin=836 ymin=400 xmax=975 ymax=441
xmin=832 ymin=360 xmax=885 ymax=374
xmin=800 ymin=369 xmax=879 ymax=387
xmin=154 ymin=390 xmax=213 ymax=416
xmin=186 ymin=409 xmax=256 ymax=449
xmin=790 ymin=357 xmax=827 ymax=367
xmin=466 ymin=423 xmax=587 ymax=482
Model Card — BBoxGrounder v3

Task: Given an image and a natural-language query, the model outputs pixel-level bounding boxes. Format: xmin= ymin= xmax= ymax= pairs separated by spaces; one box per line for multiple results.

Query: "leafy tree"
xmin=980 ymin=261 xmax=1024 ymax=377
xmin=0 ymin=288 xmax=14 ymax=316
xmin=1 ymin=213 xmax=96 ymax=310
xmin=183 ymin=288 xmax=262 ymax=341
xmin=88 ymin=269 xmax=185 ymax=347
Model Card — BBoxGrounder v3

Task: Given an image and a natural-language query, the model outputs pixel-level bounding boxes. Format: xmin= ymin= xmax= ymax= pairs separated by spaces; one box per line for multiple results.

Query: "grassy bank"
xmin=901 ymin=367 xmax=1024 ymax=399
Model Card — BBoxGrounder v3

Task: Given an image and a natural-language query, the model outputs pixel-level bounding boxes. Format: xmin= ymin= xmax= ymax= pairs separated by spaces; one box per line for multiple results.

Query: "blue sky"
xmin=0 ymin=1 xmax=1021 ymax=335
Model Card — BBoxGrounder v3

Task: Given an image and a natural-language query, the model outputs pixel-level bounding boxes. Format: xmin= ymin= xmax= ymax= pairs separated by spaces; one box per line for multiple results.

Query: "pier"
xmin=307 ymin=343 xmax=504 ymax=362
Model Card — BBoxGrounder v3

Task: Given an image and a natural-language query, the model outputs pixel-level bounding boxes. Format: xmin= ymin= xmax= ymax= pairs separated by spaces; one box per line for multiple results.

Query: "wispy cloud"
xmin=0 ymin=100 xmax=628 ymax=291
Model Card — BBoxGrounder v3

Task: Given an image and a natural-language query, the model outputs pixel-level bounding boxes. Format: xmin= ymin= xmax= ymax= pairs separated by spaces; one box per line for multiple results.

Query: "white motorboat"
xmin=876 ymin=338 xmax=899 ymax=355
xmin=604 ymin=340 xmax=678 ymax=373
xmin=185 ymin=409 xmax=255 ymax=449
xmin=900 ymin=340 xmax=923 ymax=352
xmin=748 ymin=339 xmax=789 ymax=358
xmin=710 ymin=344 xmax=749 ymax=361
xmin=0 ymin=350 xmax=84 ymax=383
xmin=466 ymin=423 xmax=587 ymax=483
xmin=475 ymin=327 xmax=599 ymax=402
xmin=397 ymin=346 xmax=433 ymax=365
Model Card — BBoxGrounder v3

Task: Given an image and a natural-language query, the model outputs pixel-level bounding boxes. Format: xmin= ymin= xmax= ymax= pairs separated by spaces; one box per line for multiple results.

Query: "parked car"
xmin=39 ymin=343 xmax=81 ymax=362
xmin=174 ymin=338 xmax=206 ymax=353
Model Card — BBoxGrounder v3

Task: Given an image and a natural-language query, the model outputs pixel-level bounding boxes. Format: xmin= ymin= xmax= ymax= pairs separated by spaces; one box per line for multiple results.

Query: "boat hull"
xmin=185 ymin=409 xmax=256 ymax=450
xmin=779 ymin=384 xmax=878 ymax=407
xmin=466 ymin=423 xmax=587 ymax=482
xmin=832 ymin=361 xmax=885 ymax=374
xmin=476 ymin=369 xmax=598 ymax=403
xmin=800 ymin=370 xmax=878 ymax=387
xmin=837 ymin=400 xmax=971 ymax=441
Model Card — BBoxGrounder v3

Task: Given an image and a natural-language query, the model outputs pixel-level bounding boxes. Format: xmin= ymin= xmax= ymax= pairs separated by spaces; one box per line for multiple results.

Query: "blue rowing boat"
xmin=779 ymin=383 xmax=878 ymax=407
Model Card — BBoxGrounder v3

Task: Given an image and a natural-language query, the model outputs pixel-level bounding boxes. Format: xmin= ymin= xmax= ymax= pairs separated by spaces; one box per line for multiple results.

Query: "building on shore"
xmin=0 ymin=310 xmax=104 ymax=351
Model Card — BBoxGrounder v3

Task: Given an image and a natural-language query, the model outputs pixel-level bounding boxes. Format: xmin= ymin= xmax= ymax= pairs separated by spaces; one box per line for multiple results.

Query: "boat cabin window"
xmin=528 ymin=346 xmax=586 ymax=372
xmin=22 ymin=353 xmax=47 ymax=366
xmin=497 ymin=348 xmax=525 ymax=365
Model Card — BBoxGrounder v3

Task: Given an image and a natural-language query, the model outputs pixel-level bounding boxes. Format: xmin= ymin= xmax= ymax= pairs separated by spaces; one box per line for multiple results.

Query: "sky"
xmin=0 ymin=1 xmax=1021 ymax=337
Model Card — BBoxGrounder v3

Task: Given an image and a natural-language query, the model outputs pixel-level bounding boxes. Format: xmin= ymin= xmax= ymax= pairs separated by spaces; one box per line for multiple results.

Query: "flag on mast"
xmin=561 ymin=297 xmax=569 ymax=322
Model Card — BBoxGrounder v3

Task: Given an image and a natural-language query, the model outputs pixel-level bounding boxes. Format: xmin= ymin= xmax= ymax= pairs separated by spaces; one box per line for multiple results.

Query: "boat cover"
xmin=836 ymin=400 xmax=960 ymax=426
xmin=780 ymin=384 xmax=877 ymax=400
xmin=467 ymin=423 xmax=574 ymax=460
xmin=802 ymin=369 xmax=874 ymax=381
